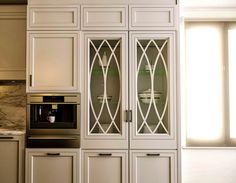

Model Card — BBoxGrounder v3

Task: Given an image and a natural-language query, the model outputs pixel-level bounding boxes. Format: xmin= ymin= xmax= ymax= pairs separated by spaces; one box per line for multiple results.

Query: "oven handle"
xmin=28 ymin=136 xmax=79 ymax=140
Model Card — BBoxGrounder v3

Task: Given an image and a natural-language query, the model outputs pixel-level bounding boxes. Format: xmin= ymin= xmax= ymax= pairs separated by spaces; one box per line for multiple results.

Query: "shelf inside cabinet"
xmin=91 ymin=67 xmax=119 ymax=76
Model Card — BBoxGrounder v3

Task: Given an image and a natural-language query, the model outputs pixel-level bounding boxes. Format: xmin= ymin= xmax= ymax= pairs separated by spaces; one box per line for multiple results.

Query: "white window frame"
xmin=181 ymin=7 xmax=236 ymax=147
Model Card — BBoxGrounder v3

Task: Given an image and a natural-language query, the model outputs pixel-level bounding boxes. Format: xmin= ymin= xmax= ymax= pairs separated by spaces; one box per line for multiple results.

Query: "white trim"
xmin=182 ymin=7 xmax=236 ymax=21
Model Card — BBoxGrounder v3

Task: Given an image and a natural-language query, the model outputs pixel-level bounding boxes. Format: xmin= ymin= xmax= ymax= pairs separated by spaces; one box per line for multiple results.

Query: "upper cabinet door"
xmin=129 ymin=5 xmax=177 ymax=30
xmin=81 ymin=32 xmax=128 ymax=149
xmin=27 ymin=5 xmax=80 ymax=30
xmin=130 ymin=32 xmax=177 ymax=149
xmin=81 ymin=5 xmax=128 ymax=30
xmin=27 ymin=31 xmax=79 ymax=92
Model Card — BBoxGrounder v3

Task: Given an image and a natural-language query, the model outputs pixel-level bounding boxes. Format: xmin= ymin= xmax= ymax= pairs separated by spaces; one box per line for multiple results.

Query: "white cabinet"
xmin=129 ymin=5 xmax=177 ymax=30
xmin=25 ymin=148 xmax=80 ymax=183
xmin=81 ymin=5 xmax=128 ymax=30
xmin=129 ymin=32 xmax=177 ymax=149
xmin=26 ymin=5 xmax=80 ymax=93
xmin=27 ymin=5 xmax=80 ymax=30
xmin=81 ymin=5 xmax=178 ymax=183
xmin=82 ymin=150 xmax=128 ymax=183
xmin=81 ymin=32 xmax=128 ymax=149
xmin=26 ymin=31 xmax=79 ymax=92
xmin=0 ymin=135 xmax=24 ymax=183
xmin=130 ymin=150 xmax=177 ymax=183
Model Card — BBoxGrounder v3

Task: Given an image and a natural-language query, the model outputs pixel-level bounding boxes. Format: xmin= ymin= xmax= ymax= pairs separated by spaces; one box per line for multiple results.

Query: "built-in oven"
xmin=26 ymin=93 xmax=80 ymax=148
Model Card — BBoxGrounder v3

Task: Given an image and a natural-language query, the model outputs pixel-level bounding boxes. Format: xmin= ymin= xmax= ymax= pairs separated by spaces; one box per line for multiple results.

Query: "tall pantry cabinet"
xmin=80 ymin=3 xmax=178 ymax=183
xmin=26 ymin=0 xmax=179 ymax=183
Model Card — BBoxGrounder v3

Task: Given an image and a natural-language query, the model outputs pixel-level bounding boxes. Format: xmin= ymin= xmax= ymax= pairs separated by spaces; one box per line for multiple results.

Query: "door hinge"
xmin=125 ymin=110 xmax=132 ymax=122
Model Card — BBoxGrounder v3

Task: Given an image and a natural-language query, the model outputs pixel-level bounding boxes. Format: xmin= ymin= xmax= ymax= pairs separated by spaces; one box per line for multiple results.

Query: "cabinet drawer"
xmin=82 ymin=150 xmax=128 ymax=183
xmin=27 ymin=6 xmax=80 ymax=30
xmin=81 ymin=6 xmax=128 ymax=30
xmin=130 ymin=150 xmax=177 ymax=183
xmin=129 ymin=6 xmax=177 ymax=30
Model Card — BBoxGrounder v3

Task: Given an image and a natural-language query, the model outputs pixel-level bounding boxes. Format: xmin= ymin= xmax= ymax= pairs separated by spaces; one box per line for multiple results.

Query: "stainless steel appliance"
xmin=26 ymin=93 xmax=80 ymax=148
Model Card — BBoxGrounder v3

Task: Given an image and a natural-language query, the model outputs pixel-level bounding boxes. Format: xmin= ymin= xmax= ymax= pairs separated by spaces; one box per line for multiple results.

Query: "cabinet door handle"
xmin=146 ymin=153 xmax=160 ymax=156
xmin=29 ymin=75 xmax=32 ymax=86
xmin=0 ymin=136 xmax=14 ymax=140
xmin=98 ymin=153 xmax=112 ymax=156
xmin=46 ymin=153 xmax=61 ymax=156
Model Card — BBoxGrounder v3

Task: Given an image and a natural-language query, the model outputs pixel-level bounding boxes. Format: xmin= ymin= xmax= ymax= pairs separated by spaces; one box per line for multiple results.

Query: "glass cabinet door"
xmin=82 ymin=32 xmax=128 ymax=149
xmin=130 ymin=32 xmax=176 ymax=149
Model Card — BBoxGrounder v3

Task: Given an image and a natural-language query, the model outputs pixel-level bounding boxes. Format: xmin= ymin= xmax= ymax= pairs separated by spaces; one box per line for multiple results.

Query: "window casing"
xmin=184 ymin=21 xmax=236 ymax=146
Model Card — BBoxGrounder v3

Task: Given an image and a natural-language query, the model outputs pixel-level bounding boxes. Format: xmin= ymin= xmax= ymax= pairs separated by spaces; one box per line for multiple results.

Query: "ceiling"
xmin=0 ymin=0 xmax=27 ymax=4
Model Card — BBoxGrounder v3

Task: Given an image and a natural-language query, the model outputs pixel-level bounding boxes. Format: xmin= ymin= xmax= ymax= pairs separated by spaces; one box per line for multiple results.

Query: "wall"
xmin=0 ymin=82 xmax=26 ymax=130
xmin=182 ymin=148 xmax=236 ymax=183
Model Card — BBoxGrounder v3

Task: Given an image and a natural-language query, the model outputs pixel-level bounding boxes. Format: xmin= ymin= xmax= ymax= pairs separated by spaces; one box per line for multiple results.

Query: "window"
xmin=184 ymin=22 xmax=236 ymax=146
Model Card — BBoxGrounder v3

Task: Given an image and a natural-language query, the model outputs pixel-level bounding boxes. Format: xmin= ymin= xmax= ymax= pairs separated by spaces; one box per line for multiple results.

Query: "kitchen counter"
xmin=0 ymin=128 xmax=25 ymax=135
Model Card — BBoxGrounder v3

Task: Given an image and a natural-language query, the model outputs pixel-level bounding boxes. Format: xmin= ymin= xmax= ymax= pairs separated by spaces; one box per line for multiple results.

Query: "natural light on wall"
xmin=185 ymin=23 xmax=224 ymax=144
xmin=228 ymin=25 xmax=236 ymax=139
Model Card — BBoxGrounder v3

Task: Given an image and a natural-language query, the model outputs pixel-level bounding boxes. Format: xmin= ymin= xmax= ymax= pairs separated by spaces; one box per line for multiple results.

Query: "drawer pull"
xmin=47 ymin=153 xmax=61 ymax=156
xmin=98 ymin=153 xmax=112 ymax=156
xmin=146 ymin=153 xmax=160 ymax=156
xmin=0 ymin=136 xmax=14 ymax=139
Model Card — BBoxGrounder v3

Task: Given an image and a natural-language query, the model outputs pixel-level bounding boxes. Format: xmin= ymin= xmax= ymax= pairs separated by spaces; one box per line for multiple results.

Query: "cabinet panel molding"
xmin=130 ymin=150 xmax=177 ymax=183
xmin=25 ymin=148 xmax=80 ymax=183
xmin=129 ymin=5 xmax=177 ymax=30
xmin=27 ymin=5 xmax=80 ymax=30
xmin=81 ymin=5 xmax=128 ymax=30
xmin=26 ymin=31 xmax=79 ymax=92
xmin=82 ymin=150 xmax=128 ymax=183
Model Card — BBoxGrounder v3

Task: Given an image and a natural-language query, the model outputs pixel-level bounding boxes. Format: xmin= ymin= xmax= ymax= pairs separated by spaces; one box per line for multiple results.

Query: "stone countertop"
xmin=0 ymin=128 xmax=25 ymax=135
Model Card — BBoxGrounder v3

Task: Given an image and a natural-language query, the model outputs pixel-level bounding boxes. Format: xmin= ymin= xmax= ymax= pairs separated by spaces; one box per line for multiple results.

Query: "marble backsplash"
xmin=0 ymin=82 xmax=26 ymax=130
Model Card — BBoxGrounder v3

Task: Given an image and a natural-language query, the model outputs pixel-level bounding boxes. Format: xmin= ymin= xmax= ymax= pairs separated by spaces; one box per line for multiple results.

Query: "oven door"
xmin=27 ymin=103 xmax=80 ymax=135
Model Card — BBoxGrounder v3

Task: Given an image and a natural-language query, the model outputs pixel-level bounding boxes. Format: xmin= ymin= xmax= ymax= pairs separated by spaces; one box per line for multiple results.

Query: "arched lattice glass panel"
xmin=136 ymin=38 xmax=169 ymax=135
xmin=89 ymin=39 xmax=121 ymax=135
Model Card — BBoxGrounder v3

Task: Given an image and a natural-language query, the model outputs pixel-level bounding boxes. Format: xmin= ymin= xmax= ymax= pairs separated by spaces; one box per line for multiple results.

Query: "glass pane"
xmin=136 ymin=39 xmax=169 ymax=135
xmin=89 ymin=39 xmax=121 ymax=134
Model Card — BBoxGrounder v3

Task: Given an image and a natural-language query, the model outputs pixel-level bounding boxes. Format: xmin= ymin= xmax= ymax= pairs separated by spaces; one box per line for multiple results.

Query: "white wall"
xmin=181 ymin=0 xmax=236 ymax=7
xmin=182 ymin=148 xmax=236 ymax=183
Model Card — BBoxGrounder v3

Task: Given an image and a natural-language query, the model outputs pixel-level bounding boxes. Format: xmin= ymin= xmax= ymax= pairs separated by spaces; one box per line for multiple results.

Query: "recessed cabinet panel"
xmin=27 ymin=31 xmax=79 ymax=92
xmin=28 ymin=6 xmax=80 ymax=30
xmin=82 ymin=6 xmax=128 ymax=30
xmin=130 ymin=32 xmax=176 ymax=149
xmin=0 ymin=9 xmax=26 ymax=80
xmin=130 ymin=150 xmax=176 ymax=183
xmin=129 ymin=6 xmax=176 ymax=30
xmin=25 ymin=148 xmax=80 ymax=183
xmin=0 ymin=136 xmax=24 ymax=183
xmin=83 ymin=150 xmax=128 ymax=183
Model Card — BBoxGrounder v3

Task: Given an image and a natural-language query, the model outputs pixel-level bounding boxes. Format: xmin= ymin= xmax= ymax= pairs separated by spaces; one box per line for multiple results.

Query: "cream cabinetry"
xmin=82 ymin=150 xmax=128 ymax=183
xmin=81 ymin=32 xmax=128 ymax=149
xmin=25 ymin=148 xmax=80 ymax=183
xmin=26 ymin=31 xmax=79 ymax=92
xmin=81 ymin=5 xmax=128 ymax=30
xmin=129 ymin=5 xmax=177 ymax=30
xmin=26 ymin=5 xmax=80 ymax=93
xmin=130 ymin=150 xmax=177 ymax=183
xmin=0 ymin=5 xmax=26 ymax=80
xmin=27 ymin=5 xmax=80 ymax=30
xmin=129 ymin=32 xmax=177 ymax=149
xmin=80 ymin=3 xmax=178 ymax=183
xmin=0 ymin=135 xmax=24 ymax=183
xmin=26 ymin=1 xmax=178 ymax=182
